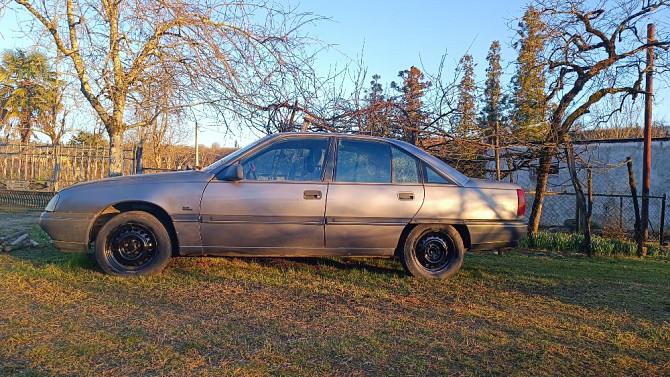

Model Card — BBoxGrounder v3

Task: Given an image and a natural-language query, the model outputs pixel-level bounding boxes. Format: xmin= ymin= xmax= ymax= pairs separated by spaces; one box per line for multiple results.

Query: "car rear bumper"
xmin=467 ymin=221 xmax=527 ymax=251
xmin=39 ymin=212 xmax=94 ymax=252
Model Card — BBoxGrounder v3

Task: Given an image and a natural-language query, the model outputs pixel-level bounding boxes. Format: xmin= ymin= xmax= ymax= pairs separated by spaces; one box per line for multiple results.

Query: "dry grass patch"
xmin=0 ymin=212 xmax=669 ymax=376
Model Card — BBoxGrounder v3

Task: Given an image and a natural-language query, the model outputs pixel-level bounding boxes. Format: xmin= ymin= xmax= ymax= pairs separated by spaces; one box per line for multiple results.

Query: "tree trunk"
xmin=584 ymin=168 xmax=593 ymax=257
xmin=135 ymin=139 xmax=144 ymax=174
xmin=564 ymin=143 xmax=587 ymax=232
xmin=108 ymin=130 xmax=124 ymax=177
xmin=527 ymin=144 xmax=556 ymax=239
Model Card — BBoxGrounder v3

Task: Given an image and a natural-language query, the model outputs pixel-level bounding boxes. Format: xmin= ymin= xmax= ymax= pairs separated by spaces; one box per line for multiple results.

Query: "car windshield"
xmin=202 ymin=135 xmax=273 ymax=173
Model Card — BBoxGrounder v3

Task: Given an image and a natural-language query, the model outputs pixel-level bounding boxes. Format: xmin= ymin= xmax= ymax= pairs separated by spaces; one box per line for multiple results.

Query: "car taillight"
xmin=517 ymin=189 xmax=526 ymax=218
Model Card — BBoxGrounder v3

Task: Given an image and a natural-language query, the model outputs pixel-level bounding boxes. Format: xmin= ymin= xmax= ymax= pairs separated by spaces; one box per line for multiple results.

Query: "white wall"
xmin=497 ymin=138 xmax=670 ymax=232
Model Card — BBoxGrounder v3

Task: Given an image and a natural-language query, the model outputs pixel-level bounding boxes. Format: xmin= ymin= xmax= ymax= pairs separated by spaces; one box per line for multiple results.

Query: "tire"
xmin=401 ymin=225 xmax=464 ymax=279
xmin=95 ymin=211 xmax=172 ymax=276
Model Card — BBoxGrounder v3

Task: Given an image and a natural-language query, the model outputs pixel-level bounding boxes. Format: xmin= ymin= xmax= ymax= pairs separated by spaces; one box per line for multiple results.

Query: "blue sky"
xmin=300 ymin=0 xmax=528 ymax=85
xmin=0 ymin=1 xmax=667 ymax=147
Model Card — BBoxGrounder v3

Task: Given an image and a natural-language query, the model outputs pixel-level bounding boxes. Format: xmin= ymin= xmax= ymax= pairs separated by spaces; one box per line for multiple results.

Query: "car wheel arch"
xmin=89 ymin=201 xmax=179 ymax=257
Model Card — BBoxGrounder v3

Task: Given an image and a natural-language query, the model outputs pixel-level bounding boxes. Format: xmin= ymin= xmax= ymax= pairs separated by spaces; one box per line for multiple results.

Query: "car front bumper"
xmin=39 ymin=212 xmax=95 ymax=252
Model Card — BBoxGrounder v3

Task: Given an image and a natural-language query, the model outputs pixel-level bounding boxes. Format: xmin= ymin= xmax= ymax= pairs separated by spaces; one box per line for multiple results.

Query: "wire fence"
xmin=524 ymin=192 xmax=668 ymax=243
xmin=0 ymin=190 xmax=54 ymax=213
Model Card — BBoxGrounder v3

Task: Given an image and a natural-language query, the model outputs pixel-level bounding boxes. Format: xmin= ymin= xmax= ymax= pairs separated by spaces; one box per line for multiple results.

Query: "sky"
xmin=0 ymin=1 xmax=667 ymax=147
xmin=301 ymin=0 xmax=527 ymax=86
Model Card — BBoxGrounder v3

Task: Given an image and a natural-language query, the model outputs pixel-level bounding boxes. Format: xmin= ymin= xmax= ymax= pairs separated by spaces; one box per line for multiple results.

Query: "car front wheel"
xmin=95 ymin=211 xmax=172 ymax=276
xmin=401 ymin=225 xmax=464 ymax=279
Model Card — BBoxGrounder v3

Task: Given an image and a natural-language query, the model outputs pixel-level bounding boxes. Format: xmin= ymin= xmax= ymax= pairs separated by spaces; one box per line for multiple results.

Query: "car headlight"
xmin=45 ymin=194 xmax=60 ymax=212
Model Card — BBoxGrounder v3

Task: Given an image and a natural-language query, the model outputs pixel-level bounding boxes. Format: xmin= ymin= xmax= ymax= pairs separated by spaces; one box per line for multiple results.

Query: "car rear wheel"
xmin=95 ymin=211 xmax=172 ymax=276
xmin=401 ymin=225 xmax=464 ymax=279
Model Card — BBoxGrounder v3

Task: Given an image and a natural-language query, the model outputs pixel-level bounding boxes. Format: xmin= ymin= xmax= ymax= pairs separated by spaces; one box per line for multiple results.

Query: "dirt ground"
xmin=0 ymin=211 xmax=41 ymax=236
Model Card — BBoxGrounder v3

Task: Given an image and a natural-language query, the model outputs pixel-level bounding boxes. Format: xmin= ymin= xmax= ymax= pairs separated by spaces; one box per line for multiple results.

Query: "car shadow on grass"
xmin=261 ymin=256 xmax=407 ymax=277
xmin=176 ymin=255 xmax=408 ymax=279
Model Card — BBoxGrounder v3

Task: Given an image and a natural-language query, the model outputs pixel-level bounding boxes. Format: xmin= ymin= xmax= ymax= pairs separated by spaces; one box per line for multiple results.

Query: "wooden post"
xmin=642 ymin=23 xmax=654 ymax=249
xmin=195 ymin=122 xmax=200 ymax=169
xmin=627 ymin=156 xmax=645 ymax=257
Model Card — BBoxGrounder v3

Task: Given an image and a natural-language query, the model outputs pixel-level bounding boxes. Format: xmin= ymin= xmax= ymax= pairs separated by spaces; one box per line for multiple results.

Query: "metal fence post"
xmin=619 ymin=195 xmax=623 ymax=229
xmin=660 ymin=193 xmax=666 ymax=246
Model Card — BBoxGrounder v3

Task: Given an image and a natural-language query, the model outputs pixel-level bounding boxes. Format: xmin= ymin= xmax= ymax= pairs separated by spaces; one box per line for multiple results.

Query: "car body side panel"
xmin=324 ymin=183 xmax=424 ymax=252
xmin=199 ymin=181 xmax=328 ymax=252
xmin=171 ymin=215 xmax=202 ymax=255
xmin=418 ymin=184 xmax=518 ymax=221
xmin=417 ymin=184 xmax=525 ymax=249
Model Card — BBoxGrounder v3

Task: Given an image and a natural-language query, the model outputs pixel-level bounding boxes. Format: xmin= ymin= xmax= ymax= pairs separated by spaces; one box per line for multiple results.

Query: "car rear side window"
xmin=425 ymin=165 xmax=454 ymax=184
xmin=240 ymin=138 xmax=329 ymax=181
xmin=335 ymin=139 xmax=391 ymax=183
xmin=392 ymin=146 xmax=420 ymax=183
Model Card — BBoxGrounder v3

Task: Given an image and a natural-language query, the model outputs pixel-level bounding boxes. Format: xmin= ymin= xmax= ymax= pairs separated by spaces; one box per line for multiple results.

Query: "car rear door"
xmin=324 ymin=138 xmax=424 ymax=254
xmin=199 ymin=136 xmax=331 ymax=255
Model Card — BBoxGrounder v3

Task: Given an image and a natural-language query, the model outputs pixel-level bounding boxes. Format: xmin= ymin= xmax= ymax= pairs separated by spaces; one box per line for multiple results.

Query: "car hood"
xmin=61 ymin=170 xmax=212 ymax=192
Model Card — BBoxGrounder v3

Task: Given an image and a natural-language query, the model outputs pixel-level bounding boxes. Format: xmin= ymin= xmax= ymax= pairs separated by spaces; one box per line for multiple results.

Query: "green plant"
xmin=519 ymin=231 xmax=669 ymax=257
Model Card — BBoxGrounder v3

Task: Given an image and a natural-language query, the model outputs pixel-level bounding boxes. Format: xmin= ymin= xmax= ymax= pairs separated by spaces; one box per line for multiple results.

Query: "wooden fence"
xmin=0 ymin=142 xmax=137 ymax=191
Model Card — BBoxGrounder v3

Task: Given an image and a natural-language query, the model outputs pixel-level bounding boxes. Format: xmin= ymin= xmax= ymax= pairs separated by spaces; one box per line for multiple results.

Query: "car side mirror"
xmin=217 ymin=163 xmax=244 ymax=181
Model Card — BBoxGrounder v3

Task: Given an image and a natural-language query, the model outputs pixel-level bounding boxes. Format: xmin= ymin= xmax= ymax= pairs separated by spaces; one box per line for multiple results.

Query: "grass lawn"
xmin=1 ymin=212 xmax=669 ymax=376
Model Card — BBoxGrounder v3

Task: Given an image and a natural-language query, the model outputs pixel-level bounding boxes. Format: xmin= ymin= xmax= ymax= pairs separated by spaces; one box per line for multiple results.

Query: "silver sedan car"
xmin=39 ymin=133 xmax=526 ymax=278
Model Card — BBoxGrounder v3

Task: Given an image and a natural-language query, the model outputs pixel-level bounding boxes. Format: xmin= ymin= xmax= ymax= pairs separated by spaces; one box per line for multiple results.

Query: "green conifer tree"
xmin=391 ymin=66 xmax=431 ymax=145
xmin=454 ymin=54 xmax=479 ymax=157
xmin=511 ymin=6 xmax=548 ymax=143
xmin=482 ymin=41 xmax=505 ymax=180
xmin=363 ymin=74 xmax=393 ymax=137
xmin=455 ymin=54 xmax=478 ymax=138
xmin=482 ymin=41 xmax=504 ymax=139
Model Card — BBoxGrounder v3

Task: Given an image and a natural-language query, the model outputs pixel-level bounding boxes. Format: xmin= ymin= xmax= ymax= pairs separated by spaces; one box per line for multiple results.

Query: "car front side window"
xmin=240 ymin=138 xmax=329 ymax=181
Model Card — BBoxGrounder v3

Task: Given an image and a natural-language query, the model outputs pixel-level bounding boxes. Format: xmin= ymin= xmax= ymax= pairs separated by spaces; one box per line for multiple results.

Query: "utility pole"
xmin=195 ymin=122 xmax=200 ymax=169
xmin=641 ymin=23 xmax=654 ymax=255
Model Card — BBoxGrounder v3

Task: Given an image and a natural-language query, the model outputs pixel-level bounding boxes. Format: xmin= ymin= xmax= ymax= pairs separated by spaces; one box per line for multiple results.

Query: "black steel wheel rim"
xmin=415 ymin=232 xmax=454 ymax=271
xmin=106 ymin=223 xmax=157 ymax=270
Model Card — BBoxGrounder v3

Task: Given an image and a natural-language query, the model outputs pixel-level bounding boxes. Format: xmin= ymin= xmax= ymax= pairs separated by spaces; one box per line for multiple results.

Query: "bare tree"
xmin=4 ymin=0 xmax=321 ymax=175
xmin=526 ymin=0 xmax=670 ymax=237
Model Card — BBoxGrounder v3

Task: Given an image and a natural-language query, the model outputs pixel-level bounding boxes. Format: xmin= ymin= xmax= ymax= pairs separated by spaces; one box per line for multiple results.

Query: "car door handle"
xmin=303 ymin=190 xmax=322 ymax=200
xmin=398 ymin=192 xmax=414 ymax=200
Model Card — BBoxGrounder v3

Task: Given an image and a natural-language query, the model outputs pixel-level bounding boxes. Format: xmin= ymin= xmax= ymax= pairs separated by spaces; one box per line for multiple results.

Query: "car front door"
xmin=199 ymin=136 xmax=331 ymax=255
xmin=324 ymin=138 xmax=425 ymax=255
